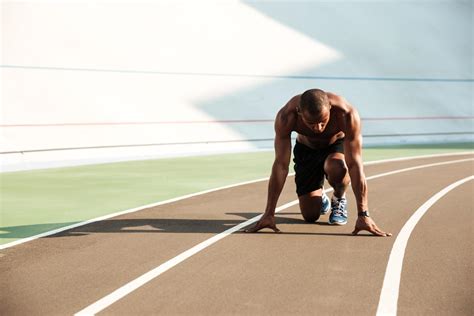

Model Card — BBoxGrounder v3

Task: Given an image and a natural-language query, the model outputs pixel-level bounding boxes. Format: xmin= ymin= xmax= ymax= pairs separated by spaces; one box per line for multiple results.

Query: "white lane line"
xmin=75 ymin=157 xmax=473 ymax=315
xmin=1 ymin=151 xmax=472 ymax=251
xmin=376 ymin=175 xmax=473 ymax=316
xmin=0 ymin=177 xmax=269 ymax=251
xmin=75 ymin=198 xmax=298 ymax=316
xmin=364 ymin=157 xmax=474 ymax=181
xmin=363 ymin=151 xmax=472 ymax=166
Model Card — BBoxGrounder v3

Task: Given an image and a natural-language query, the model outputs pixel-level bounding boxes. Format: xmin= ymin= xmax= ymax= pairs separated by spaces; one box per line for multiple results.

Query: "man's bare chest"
xmin=294 ymin=116 xmax=344 ymax=147
xmin=294 ymin=114 xmax=342 ymax=138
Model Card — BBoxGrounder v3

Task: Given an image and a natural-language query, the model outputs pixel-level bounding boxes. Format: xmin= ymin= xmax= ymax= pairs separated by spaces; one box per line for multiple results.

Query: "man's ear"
xmin=296 ymin=106 xmax=301 ymax=115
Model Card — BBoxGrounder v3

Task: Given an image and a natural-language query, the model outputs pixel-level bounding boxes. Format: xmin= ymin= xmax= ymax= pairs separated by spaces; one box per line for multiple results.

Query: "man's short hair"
xmin=299 ymin=89 xmax=329 ymax=116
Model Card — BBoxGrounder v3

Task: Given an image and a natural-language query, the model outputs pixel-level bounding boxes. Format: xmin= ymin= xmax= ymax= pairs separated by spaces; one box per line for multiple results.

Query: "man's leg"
xmin=293 ymin=141 xmax=330 ymax=223
xmin=324 ymin=152 xmax=350 ymax=225
xmin=324 ymin=152 xmax=350 ymax=198
xmin=298 ymin=189 xmax=324 ymax=223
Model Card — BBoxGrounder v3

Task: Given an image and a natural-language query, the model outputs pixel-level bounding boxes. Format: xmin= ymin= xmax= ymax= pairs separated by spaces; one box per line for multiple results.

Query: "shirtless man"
xmin=246 ymin=89 xmax=391 ymax=236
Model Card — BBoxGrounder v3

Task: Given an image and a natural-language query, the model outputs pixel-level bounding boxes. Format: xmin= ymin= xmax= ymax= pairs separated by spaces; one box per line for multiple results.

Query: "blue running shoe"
xmin=329 ymin=196 xmax=348 ymax=225
xmin=320 ymin=192 xmax=331 ymax=215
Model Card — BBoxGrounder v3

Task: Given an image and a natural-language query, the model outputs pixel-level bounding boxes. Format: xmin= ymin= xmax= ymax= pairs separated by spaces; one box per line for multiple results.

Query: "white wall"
xmin=1 ymin=0 xmax=473 ymax=171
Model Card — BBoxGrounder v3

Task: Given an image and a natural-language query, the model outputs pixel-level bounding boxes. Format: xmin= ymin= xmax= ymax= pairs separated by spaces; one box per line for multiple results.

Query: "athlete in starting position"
xmin=246 ymin=89 xmax=391 ymax=237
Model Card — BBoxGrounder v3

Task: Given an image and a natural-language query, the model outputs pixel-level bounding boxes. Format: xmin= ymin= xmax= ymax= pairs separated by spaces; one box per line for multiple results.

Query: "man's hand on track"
xmin=352 ymin=216 xmax=392 ymax=237
xmin=245 ymin=214 xmax=281 ymax=233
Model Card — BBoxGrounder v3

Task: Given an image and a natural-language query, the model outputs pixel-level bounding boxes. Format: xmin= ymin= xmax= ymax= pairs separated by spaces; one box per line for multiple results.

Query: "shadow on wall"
xmin=196 ymin=1 xmax=473 ymax=147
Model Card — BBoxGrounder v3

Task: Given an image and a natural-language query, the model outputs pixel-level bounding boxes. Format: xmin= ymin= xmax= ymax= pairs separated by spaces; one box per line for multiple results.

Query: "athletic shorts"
xmin=293 ymin=138 xmax=345 ymax=196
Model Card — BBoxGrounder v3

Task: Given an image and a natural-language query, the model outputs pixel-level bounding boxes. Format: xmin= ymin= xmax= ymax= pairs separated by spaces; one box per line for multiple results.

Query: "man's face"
xmin=299 ymin=107 xmax=330 ymax=134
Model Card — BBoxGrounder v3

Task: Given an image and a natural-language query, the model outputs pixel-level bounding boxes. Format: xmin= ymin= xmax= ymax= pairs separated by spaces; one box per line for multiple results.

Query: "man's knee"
xmin=325 ymin=156 xmax=348 ymax=183
xmin=298 ymin=194 xmax=322 ymax=223
xmin=301 ymin=210 xmax=320 ymax=223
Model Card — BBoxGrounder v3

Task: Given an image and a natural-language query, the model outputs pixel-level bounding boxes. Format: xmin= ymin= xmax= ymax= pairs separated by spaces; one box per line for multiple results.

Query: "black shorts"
xmin=293 ymin=138 xmax=345 ymax=196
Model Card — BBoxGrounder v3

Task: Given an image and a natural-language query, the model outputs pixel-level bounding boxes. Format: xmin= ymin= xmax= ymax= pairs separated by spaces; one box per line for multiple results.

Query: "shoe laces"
xmin=331 ymin=197 xmax=347 ymax=217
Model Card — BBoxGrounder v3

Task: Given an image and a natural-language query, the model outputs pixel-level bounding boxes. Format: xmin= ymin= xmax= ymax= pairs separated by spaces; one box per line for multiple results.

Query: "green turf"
xmin=1 ymin=143 xmax=472 ymax=245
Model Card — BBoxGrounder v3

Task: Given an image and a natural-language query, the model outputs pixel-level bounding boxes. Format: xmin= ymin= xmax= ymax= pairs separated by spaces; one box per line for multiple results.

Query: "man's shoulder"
xmin=275 ymin=95 xmax=299 ymax=134
xmin=327 ymin=92 xmax=351 ymax=110
xmin=282 ymin=93 xmax=302 ymax=114
xmin=327 ymin=93 xmax=359 ymax=126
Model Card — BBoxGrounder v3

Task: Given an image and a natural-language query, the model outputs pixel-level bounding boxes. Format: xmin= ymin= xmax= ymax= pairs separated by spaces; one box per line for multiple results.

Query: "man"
xmin=246 ymin=89 xmax=391 ymax=237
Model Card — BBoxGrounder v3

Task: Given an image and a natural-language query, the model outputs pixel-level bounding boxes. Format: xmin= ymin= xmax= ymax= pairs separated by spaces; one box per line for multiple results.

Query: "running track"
xmin=1 ymin=153 xmax=472 ymax=315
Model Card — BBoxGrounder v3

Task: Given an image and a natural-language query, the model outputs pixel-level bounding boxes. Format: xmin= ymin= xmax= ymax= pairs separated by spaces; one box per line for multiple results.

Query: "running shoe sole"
xmin=328 ymin=220 xmax=347 ymax=225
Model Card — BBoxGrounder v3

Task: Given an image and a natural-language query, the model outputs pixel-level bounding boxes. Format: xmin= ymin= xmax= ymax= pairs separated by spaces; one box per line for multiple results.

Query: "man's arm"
xmin=245 ymin=107 xmax=293 ymax=233
xmin=335 ymin=95 xmax=392 ymax=237
xmin=342 ymin=106 xmax=368 ymax=213
xmin=264 ymin=122 xmax=292 ymax=216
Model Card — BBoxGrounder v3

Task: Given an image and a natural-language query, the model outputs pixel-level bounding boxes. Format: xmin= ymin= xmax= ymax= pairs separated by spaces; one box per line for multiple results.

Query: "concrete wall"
xmin=1 ymin=0 xmax=472 ymax=171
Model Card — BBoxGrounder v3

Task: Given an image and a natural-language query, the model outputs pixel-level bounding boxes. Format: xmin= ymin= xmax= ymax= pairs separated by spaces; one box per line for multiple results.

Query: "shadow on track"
xmin=1 ymin=212 xmax=376 ymax=239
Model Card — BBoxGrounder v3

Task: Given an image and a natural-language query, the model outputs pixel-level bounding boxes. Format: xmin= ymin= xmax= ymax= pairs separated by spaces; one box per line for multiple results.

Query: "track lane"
xmin=397 ymin=181 xmax=473 ymax=315
xmin=0 ymin=154 xmax=472 ymax=315
xmin=98 ymin=160 xmax=473 ymax=315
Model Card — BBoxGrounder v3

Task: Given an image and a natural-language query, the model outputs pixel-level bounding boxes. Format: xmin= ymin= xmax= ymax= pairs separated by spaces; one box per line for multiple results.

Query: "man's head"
xmin=297 ymin=89 xmax=331 ymax=133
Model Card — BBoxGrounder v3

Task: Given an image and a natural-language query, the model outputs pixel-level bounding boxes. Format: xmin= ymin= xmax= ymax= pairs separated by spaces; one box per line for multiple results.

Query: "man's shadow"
xmin=1 ymin=211 xmax=375 ymax=240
